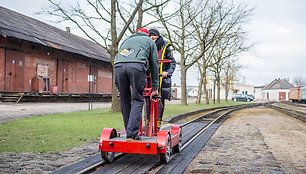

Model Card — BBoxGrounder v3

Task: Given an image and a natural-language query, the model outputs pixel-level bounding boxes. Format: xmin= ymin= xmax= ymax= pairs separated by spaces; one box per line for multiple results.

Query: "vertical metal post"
xmin=88 ymin=65 xmax=92 ymax=110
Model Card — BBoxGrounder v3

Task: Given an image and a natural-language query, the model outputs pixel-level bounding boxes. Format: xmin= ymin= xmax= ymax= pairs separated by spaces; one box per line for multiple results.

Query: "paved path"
xmin=0 ymin=98 xmax=192 ymax=124
xmin=0 ymin=102 xmax=111 ymax=124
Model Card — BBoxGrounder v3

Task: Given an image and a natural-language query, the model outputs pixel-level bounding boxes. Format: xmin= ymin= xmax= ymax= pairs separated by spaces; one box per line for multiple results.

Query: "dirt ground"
xmin=184 ymin=106 xmax=306 ymax=174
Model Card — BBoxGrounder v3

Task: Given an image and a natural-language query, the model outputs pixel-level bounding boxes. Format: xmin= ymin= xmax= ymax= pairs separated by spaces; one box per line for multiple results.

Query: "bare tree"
xmin=153 ymin=0 xmax=209 ymax=105
xmin=42 ymin=0 xmax=168 ymax=112
xmin=196 ymin=0 xmax=252 ymax=104
xmin=222 ymin=59 xmax=241 ymax=102
xmin=192 ymin=0 xmax=225 ymax=104
xmin=211 ymin=31 xmax=249 ymax=103
xmin=293 ymin=77 xmax=306 ymax=87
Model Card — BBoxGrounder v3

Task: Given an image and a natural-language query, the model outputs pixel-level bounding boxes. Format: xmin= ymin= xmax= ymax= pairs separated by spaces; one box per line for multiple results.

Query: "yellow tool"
xmin=159 ymin=42 xmax=171 ymax=89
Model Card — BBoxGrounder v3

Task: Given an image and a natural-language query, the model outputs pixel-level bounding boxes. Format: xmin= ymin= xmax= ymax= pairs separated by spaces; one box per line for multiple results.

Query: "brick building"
xmin=0 ymin=7 xmax=112 ymax=101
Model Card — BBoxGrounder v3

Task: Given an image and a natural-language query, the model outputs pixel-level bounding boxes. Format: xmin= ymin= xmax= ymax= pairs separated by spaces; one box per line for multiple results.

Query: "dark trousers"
xmin=158 ymin=98 xmax=165 ymax=120
xmin=115 ymin=63 xmax=147 ymax=137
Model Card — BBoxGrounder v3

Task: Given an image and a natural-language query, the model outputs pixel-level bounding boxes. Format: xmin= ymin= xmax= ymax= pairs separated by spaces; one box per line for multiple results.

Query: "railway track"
xmin=267 ymin=102 xmax=306 ymax=122
xmin=282 ymin=101 xmax=306 ymax=108
xmin=52 ymin=103 xmax=262 ymax=174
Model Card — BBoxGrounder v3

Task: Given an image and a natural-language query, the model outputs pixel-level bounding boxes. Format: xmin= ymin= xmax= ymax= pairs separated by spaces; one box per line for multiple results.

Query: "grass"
xmin=0 ymin=100 xmax=245 ymax=153
xmin=163 ymin=100 xmax=244 ymax=119
xmin=0 ymin=109 xmax=122 ymax=153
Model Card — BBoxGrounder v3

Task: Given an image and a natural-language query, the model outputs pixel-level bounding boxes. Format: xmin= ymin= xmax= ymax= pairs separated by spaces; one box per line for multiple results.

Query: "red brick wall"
xmin=66 ymin=61 xmax=89 ymax=93
xmin=64 ymin=61 xmax=112 ymax=94
xmin=0 ymin=48 xmax=4 ymax=91
xmin=2 ymin=38 xmax=112 ymax=94
xmin=97 ymin=66 xmax=112 ymax=93
xmin=21 ymin=42 xmax=57 ymax=92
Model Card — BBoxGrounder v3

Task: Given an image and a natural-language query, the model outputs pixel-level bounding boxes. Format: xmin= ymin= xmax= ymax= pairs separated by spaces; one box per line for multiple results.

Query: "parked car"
xmin=247 ymin=94 xmax=255 ymax=100
xmin=232 ymin=94 xmax=253 ymax=102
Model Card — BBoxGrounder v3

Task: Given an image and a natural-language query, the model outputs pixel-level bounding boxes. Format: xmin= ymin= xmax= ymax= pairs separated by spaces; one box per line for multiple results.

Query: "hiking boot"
xmin=126 ymin=135 xmax=141 ymax=141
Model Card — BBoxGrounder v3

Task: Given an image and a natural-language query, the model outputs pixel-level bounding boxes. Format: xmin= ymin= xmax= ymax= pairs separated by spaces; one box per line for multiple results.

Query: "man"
xmin=149 ymin=28 xmax=176 ymax=129
xmin=114 ymin=27 xmax=159 ymax=140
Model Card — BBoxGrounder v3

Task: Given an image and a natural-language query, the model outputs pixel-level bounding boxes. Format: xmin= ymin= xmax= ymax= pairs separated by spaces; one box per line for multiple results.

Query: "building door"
xmin=63 ymin=61 xmax=69 ymax=93
xmin=56 ymin=59 xmax=70 ymax=93
xmin=279 ymin=92 xmax=286 ymax=101
xmin=5 ymin=50 xmax=25 ymax=92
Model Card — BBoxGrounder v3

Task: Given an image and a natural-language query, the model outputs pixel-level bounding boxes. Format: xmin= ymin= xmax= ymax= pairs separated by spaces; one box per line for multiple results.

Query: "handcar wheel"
xmin=101 ymin=150 xmax=115 ymax=163
xmin=173 ymin=128 xmax=182 ymax=153
xmin=101 ymin=129 xmax=117 ymax=163
xmin=158 ymin=134 xmax=171 ymax=164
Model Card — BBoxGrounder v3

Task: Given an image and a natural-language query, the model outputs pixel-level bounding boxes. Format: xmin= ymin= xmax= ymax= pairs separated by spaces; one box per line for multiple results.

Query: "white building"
xmin=172 ymin=82 xmax=255 ymax=100
xmin=232 ymin=84 xmax=255 ymax=96
xmin=262 ymin=78 xmax=294 ymax=102
xmin=187 ymin=88 xmax=198 ymax=97
xmin=171 ymin=84 xmax=198 ymax=99
xmin=205 ymin=83 xmax=255 ymax=100
xmin=254 ymin=86 xmax=264 ymax=101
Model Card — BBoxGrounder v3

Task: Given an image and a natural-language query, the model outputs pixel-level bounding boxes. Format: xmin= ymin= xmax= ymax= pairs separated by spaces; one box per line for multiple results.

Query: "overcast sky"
xmin=1 ymin=0 xmax=305 ymax=86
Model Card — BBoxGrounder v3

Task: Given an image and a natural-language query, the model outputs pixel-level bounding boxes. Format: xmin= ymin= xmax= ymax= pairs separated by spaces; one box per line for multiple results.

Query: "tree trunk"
xmin=213 ymin=81 xmax=216 ymax=104
xmin=203 ymin=73 xmax=209 ymax=105
xmin=225 ymin=79 xmax=229 ymax=102
xmin=136 ymin=6 xmax=143 ymax=29
xmin=110 ymin=0 xmax=120 ymax=112
xmin=181 ymin=67 xmax=187 ymax=105
xmin=196 ymin=76 xmax=203 ymax=104
xmin=110 ymin=45 xmax=121 ymax=112
xmin=217 ymin=75 xmax=221 ymax=103
xmin=111 ymin=76 xmax=120 ymax=112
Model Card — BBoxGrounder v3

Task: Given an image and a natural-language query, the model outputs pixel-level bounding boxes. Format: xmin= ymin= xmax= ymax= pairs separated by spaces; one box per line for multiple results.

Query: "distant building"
xmin=231 ymin=84 xmax=254 ymax=96
xmin=205 ymin=83 xmax=254 ymax=100
xmin=171 ymin=84 xmax=198 ymax=99
xmin=262 ymin=78 xmax=294 ymax=102
xmin=172 ymin=82 xmax=255 ymax=100
xmin=187 ymin=88 xmax=198 ymax=97
xmin=171 ymin=83 xmax=179 ymax=99
xmin=254 ymin=86 xmax=264 ymax=101
xmin=0 ymin=7 xmax=112 ymax=100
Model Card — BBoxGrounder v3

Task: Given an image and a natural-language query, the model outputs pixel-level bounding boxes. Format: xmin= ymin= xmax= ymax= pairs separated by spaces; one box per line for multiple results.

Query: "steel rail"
xmin=282 ymin=101 xmax=306 ymax=108
xmin=66 ymin=109 xmax=229 ymax=174
xmin=53 ymin=103 xmax=260 ymax=174
xmin=150 ymin=107 xmax=241 ymax=173
xmin=267 ymin=103 xmax=306 ymax=122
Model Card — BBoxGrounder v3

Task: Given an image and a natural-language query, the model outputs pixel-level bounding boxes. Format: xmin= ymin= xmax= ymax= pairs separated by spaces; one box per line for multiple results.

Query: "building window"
xmin=37 ymin=64 xmax=48 ymax=77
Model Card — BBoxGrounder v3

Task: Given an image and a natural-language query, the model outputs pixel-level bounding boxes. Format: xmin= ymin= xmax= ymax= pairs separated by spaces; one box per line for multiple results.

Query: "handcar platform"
xmin=99 ymin=125 xmax=180 ymax=154
xmin=99 ymin=59 xmax=181 ymax=164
